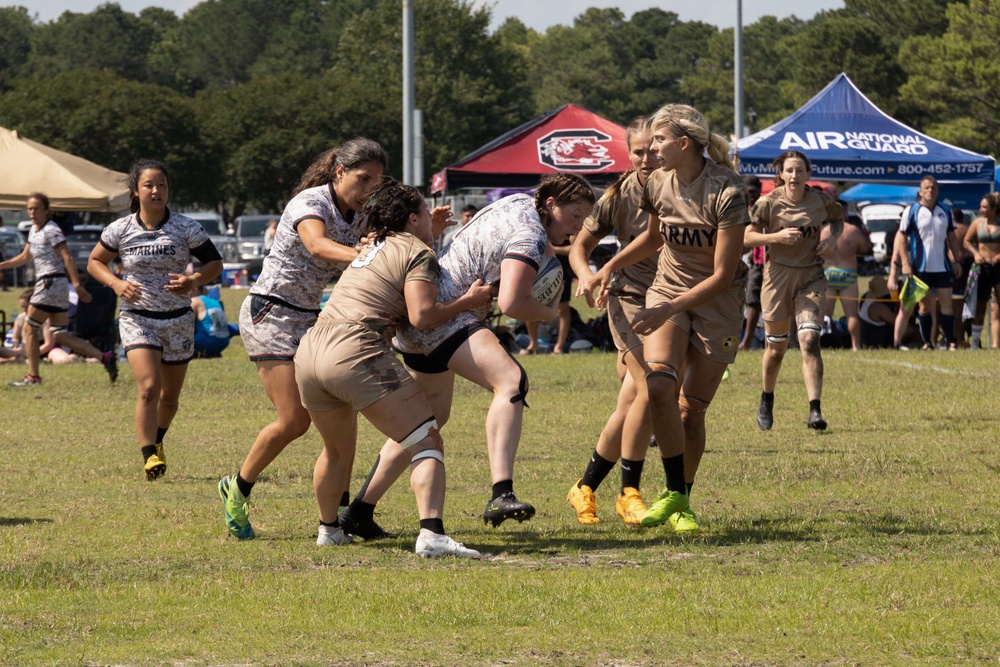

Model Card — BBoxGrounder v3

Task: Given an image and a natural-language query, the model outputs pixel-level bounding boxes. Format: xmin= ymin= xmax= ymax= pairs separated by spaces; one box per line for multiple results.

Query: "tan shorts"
xmin=295 ymin=321 xmax=414 ymax=412
xmin=646 ymin=280 xmax=744 ymax=364
xmin=119 ymin=308 xmax=195 ymax=364
xmin=761 ymin=263 xmax=826 ymax=328
xmin=607 ymin=291 xmax=644 ymax=356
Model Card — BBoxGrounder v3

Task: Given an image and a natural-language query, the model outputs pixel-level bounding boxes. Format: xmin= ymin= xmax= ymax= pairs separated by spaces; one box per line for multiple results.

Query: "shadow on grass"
xmin=0 ymin=517 xmax=53 ymax=527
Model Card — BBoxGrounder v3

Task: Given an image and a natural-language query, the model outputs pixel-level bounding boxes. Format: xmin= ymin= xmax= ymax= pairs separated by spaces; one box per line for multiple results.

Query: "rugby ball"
xmin=531 ymin=254 xmax=564 ymax=308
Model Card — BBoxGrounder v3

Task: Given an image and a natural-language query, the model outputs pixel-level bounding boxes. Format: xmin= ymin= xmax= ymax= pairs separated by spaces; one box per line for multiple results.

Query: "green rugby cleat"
xmin=218 ymin=475 xmax=255 ymax=540
xmin=669 ymin=507 xmax=700 ymax=533
xmin=639 ymin=488 xmax=689 ymax=527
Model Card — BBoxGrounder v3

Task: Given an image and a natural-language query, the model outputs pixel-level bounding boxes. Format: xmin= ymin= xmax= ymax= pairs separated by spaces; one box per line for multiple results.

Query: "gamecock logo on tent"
xmin=537 ymin=129 xmax=615 ymax=171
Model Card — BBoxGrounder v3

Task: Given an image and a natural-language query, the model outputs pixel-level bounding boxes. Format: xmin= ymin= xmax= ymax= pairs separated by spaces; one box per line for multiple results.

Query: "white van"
xmin=860 ymin=203 xmax=905 ymax=265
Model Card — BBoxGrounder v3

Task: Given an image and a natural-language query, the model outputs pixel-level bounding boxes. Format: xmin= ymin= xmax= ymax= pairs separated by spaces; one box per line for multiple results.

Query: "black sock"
xmin=236 ymin=473 xmax=254 ymax=498
xmin=155 ymin=426 xmax=168 ymax=444
xmin=661 ymin=454 xmax=685 ymax=493
xmin=809 ymin=399 xmax=821 ymax=413
xmin=917 ymin=312 xmax=933 ymax=345
xmin=492 ymin=479 xmax=514 ymax=499
xmin=762 ymin=391 xmax=774 ymax=404
xmin=339 ymin=491 xmax=350 ymax=508
xmin=419 ymin=518 xmax=445 ymax=535
xmin=620 ymin=457 xmax=644 ymax=492
xmin=685 ymin=481 xmax=694 ymax=497
xmin=349 ymin=500 xmax=376 ymax=521
xmin=319 ymin=519 xmax=339 ymax=528
xmin=940 ymin=314 xmax=955 ymax=345
xmin=580 ymin=451 xmax=616 ymax=491
xmin=140 ymin=444 xmax=157 ymax=462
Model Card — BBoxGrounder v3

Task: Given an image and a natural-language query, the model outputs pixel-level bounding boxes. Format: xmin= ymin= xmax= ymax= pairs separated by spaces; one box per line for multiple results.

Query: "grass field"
xmin=1 ymin=287 xmax=998 ymax=666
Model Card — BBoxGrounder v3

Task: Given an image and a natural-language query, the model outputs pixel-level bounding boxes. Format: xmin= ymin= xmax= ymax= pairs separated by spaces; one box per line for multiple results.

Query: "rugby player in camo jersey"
xmin=217 ymin=138 xmax=387 ymax=541
xmin=1 ymin=192 xmax=119 ymax=387
xmin=88 ymin=159 xmax=223 ymax=480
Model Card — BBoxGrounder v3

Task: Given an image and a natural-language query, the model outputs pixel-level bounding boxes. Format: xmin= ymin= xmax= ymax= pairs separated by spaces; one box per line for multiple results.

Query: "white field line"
xmin=859 ymin=357 xmax=999 ymax=379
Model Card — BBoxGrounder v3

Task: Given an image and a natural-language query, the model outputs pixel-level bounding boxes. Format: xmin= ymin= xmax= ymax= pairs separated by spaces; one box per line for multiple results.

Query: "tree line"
xmin=0 ymin=0 xmax=992 ymax=223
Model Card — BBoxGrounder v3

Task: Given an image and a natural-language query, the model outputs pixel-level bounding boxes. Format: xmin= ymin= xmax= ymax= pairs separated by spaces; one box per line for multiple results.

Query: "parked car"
xmin=234 ymin=214 xmax=278 ymax=278
xmin=0 ymin=226 xmax=31 ymax=287
xmin=64 ymin=225 xmax=106 ymax=276
xmin=184 ymin=211 xmax=239 ymax=265
xmin=860 ymin=203 xmax=904 ymax=266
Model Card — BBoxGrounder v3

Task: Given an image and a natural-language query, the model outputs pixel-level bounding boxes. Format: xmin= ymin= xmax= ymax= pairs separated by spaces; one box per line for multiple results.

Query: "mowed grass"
xmin=1 ymin=287 xmax=999 ymax=666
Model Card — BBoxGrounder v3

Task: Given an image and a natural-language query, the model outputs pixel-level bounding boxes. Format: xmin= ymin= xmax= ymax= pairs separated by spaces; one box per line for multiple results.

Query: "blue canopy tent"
xmin=736 ymin=73 xmax=995 ymax=189
xmin=840 ymin=167 xmax=1000 ymax=209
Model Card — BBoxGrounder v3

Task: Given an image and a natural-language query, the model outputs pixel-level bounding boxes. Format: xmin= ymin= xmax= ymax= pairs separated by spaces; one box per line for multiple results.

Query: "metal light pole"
xmin=734 ymin=0 xmax=744 ymax=139
xmin=402 ymin=0 xmax=415 ymax=185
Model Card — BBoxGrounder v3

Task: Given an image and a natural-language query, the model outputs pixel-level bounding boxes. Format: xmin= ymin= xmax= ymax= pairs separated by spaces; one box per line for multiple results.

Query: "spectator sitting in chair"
xmin=191 ymin=286 xmax=231 ymax=357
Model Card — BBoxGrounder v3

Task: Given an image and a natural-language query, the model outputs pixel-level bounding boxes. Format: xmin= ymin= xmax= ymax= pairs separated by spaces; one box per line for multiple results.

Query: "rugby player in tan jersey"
xmin=593 ymin=104 xmax=749 ymax=532
xmin=295 ymin=181 xmax=492 ymax=556
xmin=745 ymin=150 xmax=843 ymax=431
xmin=566 ymin=116 xmax=660 ymax=526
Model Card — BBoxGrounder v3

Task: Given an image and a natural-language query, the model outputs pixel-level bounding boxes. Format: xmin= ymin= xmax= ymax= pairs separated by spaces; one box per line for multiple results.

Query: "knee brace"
xmin=678 ymin=393 xmax=710 ymax=414
xmin=798 ymin=321 xmax=823 ymax=334
xmin=645 ymin=362 xmax=678 ymax=384
xmin=508 ymin=357 xmax=530 ymax=408
xmin=26 ymin=316 xmax=44 ymax=331
xmin=398 ymin=417 xmax=441 ymax=450
xmin=410 ymin=448 xmax=444 ymax=465
xmin=765 ymin=332 xmax=789 ymax=346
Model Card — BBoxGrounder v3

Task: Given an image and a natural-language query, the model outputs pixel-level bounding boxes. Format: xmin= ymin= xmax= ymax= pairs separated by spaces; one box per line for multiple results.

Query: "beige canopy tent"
xmin=0 ymin=127 xmax=129 ymax=212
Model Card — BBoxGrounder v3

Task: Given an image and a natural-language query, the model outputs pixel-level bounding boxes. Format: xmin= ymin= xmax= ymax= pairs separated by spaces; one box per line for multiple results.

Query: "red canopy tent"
xmin=430 ymin=104 xmax=631 ymax=194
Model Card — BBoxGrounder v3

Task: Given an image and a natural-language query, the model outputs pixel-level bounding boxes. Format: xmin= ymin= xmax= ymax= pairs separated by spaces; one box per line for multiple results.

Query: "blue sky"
xmin=8 ymin=0 xmax=844 ymax=31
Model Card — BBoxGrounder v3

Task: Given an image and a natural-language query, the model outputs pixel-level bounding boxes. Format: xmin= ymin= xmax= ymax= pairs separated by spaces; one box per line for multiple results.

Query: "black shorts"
xmin=400 ymin=322 xmax=486 ymax=374
xmin=916 ymin=270 xmax=954 ymax=291
xmin=976 ymin=262 xmax=1000 ymax=302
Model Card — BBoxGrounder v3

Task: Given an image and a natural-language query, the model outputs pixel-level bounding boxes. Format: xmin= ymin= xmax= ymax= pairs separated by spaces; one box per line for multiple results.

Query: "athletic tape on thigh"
xmin=508 ymin=355 xmax=530 ymax=408
xmin=50 ymin=324 xmax=68 ymax=335
xmin=765 ymin=332 xmax=789 ymax=345
xmin=645 ymin=362 xmax=678 ymax=383
xmin=798 ymin=321 xmax=823 ymax=333
xmin=410 ymin=448 xmax=444 ymax=464
xmin=398 ymin=417 xmax=440 ymax=450
xmin=26 ymin=316 xmax=43 ymax=330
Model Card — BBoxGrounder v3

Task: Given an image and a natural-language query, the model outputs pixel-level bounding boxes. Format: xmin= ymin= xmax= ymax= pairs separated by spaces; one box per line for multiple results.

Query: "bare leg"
xmin=761 ymin=318 xmax=791 ymax=393
xmin=799 ymin=330 xmax=823 ymax=401
xmin=839 ymin=283 xmax=861 ymax=351
xmin=239 ymin=360 xmax=312 ymax=483
xmin=128 ymin=347 xmax=164 ymax=446
xmin=553 ymin=301 xmax=571 ymax=354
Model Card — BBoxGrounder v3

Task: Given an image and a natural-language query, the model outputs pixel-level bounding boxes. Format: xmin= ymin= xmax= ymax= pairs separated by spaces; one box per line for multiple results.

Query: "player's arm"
xmin=88 ymin=244 xmax=140 ymax=304
xmin=0 ymin=243 xmax=31 ymax=270
xmin=404 ymin=278 xmax=492 ymax=331
xmin=298 ymin=217 xmax=362 ymax=264
xmin=55 ymin=242 xmax=92 ymax=303
xmin=964 ymin=220 xmax=983 ymax=264
xmin=496 ymin=257 xmax=557 ymax=323
xmin=570 ymin=229 xmax=603 ymax=305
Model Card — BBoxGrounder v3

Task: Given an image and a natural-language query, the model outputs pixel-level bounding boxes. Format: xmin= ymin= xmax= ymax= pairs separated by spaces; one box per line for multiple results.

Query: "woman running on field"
xmin=218 ymin=138 xmax=387 ymax=541
xmin=0 ymin=192 xmax=119 ymax=387
xmin=88 ymin=160 xmax=224 ymax=479
xmin=338 ymin=173 xmax=595 ymax=536
xmin=294 ymin=180 xmax=492 ymax=555
xmin=565 ymin=116 xmax=660 ymax=526
xmin=593 ymin=104 xmax=749 ymax=532
xmin=744 ymin=150 xmax=843 ymax=431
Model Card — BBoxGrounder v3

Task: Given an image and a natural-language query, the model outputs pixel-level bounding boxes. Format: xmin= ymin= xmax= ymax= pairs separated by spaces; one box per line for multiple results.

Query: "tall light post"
xmin=402 ymin=0 xmax=415 ymax=185
xmin=734 ymin=0 xmax=744 ymax=139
